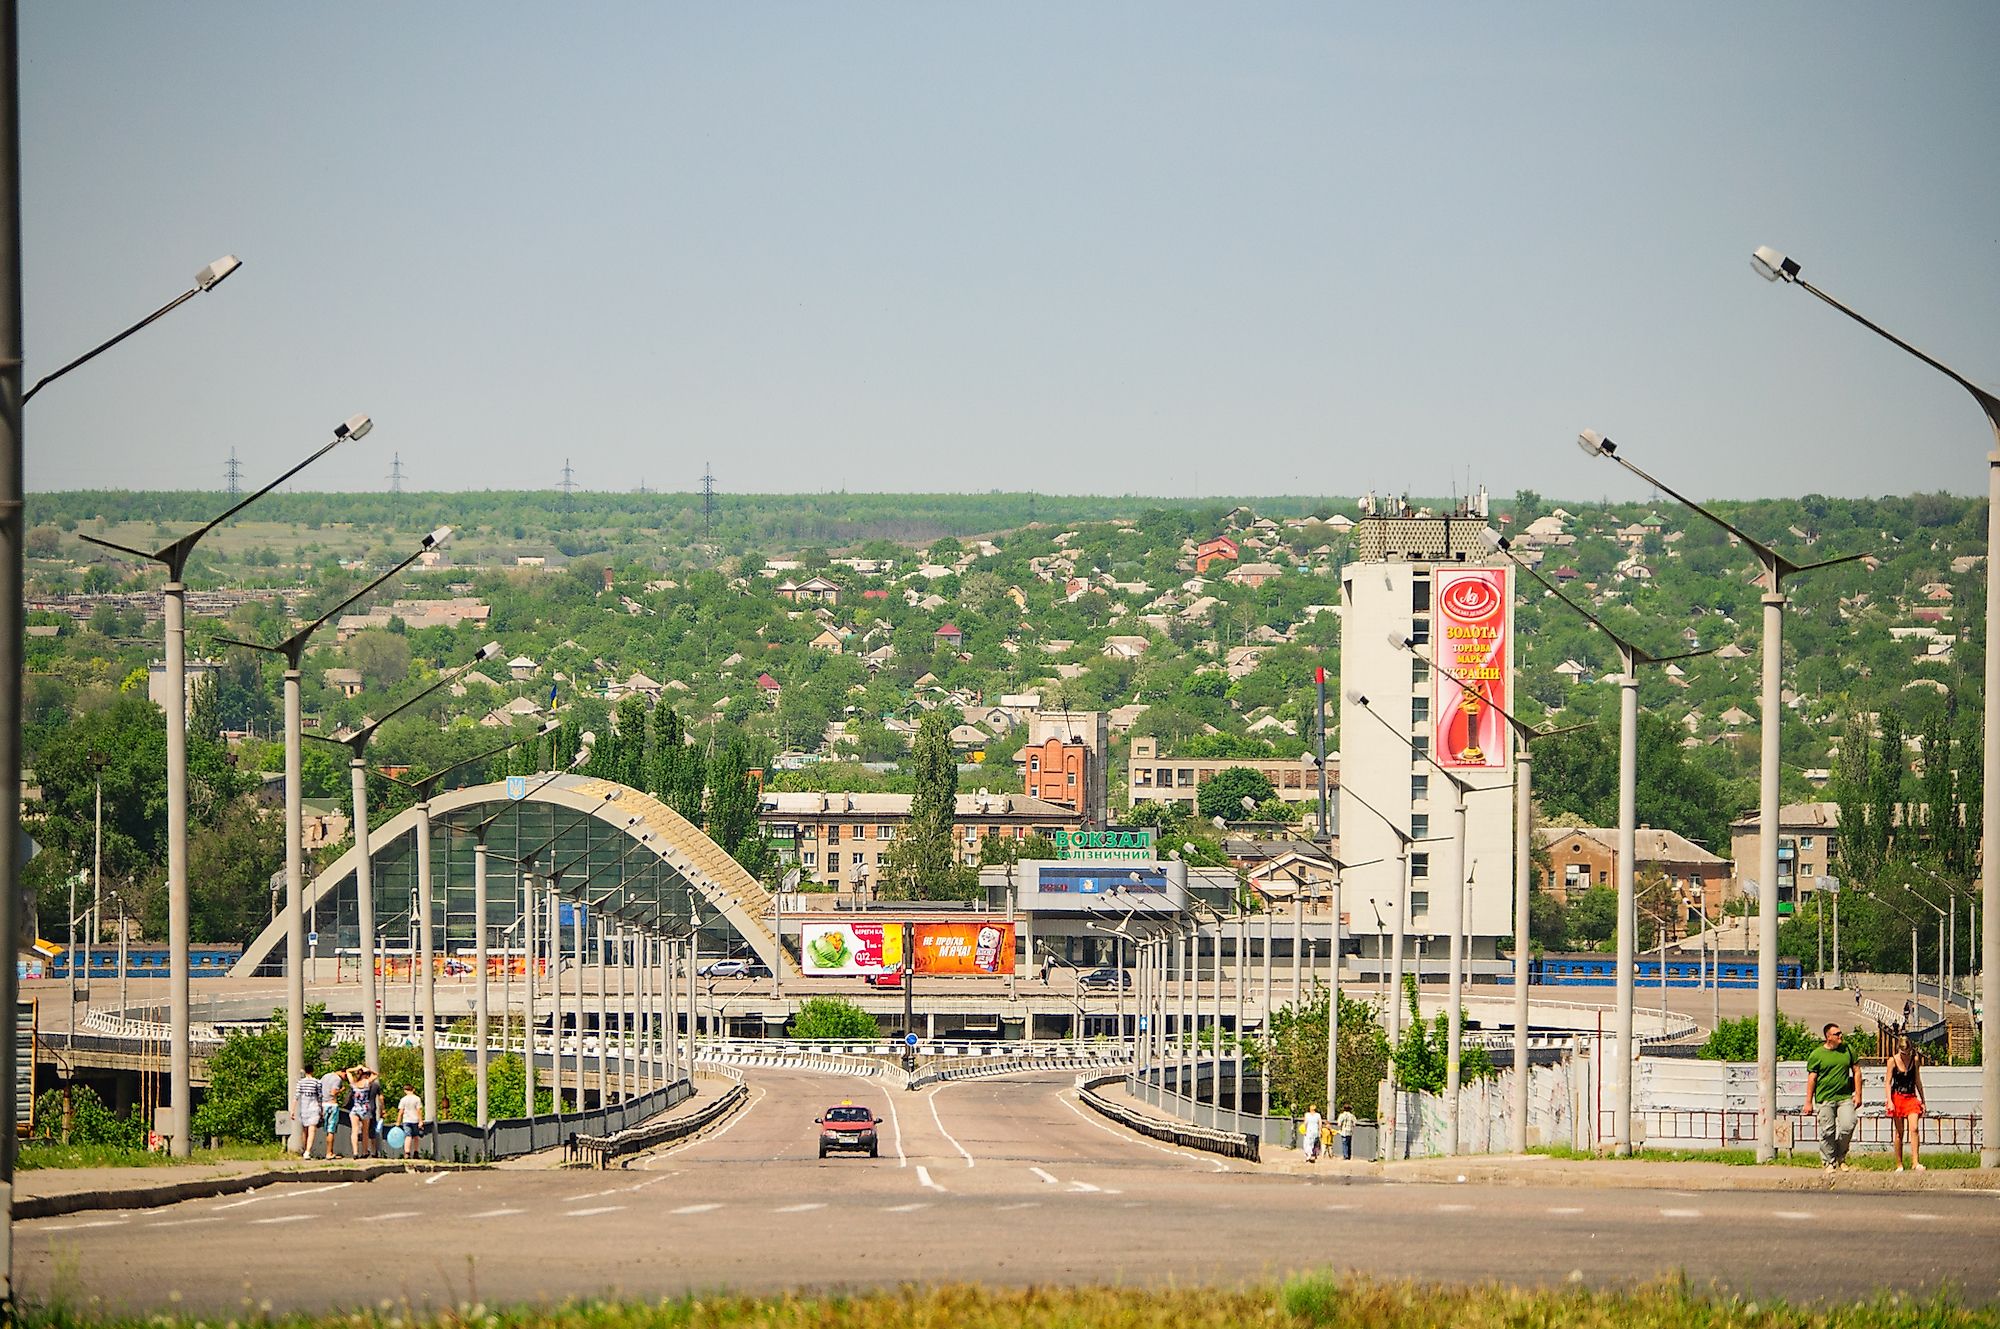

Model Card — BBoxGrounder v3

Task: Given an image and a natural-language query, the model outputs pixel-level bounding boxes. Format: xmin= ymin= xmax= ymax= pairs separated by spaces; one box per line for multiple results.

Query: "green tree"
xmin=188 ymin=801 xmax=286 ymax=944
xmin=193 ymin=1003 xmax=345 ymax=1143
xmin=1388 ymin=978 xmax=1496 ymax=1095
xmin=705 ymin=734 xmax=761 ymax=858
xmin=789 ymin=996 xmax=880 ymax=1039
xmin=878 ymin=711 xmax=975 ymax=900
xmin=1698 ymin=1013 xmax=1817 ymax=1062
xmin=1198 ymin=766 xmax=1277 ymax=821
xmin=1244 ymin=980 xmax=1387 ymax=1121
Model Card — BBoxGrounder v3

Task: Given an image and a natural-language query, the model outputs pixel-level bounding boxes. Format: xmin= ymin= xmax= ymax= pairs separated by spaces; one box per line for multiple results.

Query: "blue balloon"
xmin=386 ymin=1126 xmax=406 ymax=1150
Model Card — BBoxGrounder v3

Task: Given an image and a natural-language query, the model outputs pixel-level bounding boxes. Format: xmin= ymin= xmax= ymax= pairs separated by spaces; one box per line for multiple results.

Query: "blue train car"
xmin=1512 ymin=951 xmax=1802 ymax=990
xmin=44 ymin=945 xmax=242 ymax=979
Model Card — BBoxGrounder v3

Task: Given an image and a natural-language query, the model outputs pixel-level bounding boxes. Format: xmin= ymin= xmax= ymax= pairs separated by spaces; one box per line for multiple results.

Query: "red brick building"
xmin=1023 ymin=736 xmax=1089 ymax=817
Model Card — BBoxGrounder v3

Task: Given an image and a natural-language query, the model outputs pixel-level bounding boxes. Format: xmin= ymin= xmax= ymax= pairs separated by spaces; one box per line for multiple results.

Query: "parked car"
xmin=863 ymin=969 xmax=904 ymax=988
xmin=700 ymin=957 xmax=751 ymax=978
xmin=1077 ymin=966 xmax=1131 ymax=990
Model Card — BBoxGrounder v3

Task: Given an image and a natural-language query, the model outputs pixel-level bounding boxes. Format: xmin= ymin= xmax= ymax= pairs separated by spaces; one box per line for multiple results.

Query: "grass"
xmin=16 ymin=1140 xmax=290 ymax=1170
xmin=1529 ymin=1144 xmax=1980 ymax=1169
xmin=16 ymin=1278 xmax=1997 ymax=1328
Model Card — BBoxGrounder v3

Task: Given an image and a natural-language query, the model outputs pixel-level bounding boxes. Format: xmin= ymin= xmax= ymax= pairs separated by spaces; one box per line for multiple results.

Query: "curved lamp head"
xmin=335 ymin=413 xmax=373 ymax=442
xmin=422 ymin=525 xmax=454 ymax=550
xmin=1240 ymin=795 xmax=1257 ymax=813
xmin=1577 ymin=430 xmax=1615 ymax=459
xmin=1752 ymin=245 xmax=1800 ymax=283
xmin=1387 ymin=631 xmax=1414 ymax=652
xmin=475 ymin=640 xmax=504 ymax=662
xmin=1480 ymin=526 xmax=1509 ymax=554
xmin=195 ymin=255 xmax=241 ymax=291
xmin=1343 ymin=686 xmax=1368 ymax=706
xmin=536 ymin=717 xmax=561 ymax=736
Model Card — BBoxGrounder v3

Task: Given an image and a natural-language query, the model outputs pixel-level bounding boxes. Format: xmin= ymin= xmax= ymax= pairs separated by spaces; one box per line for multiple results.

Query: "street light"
xmin=1575 ymin=429 xmax=1863 ymax=1163
xmin=1752 ymin=245 xmax=2000 ymax=1166
xmin=23 ymin=255 xmax=240 ymax=402
xmin=81 ymin=414 xmax=368 ymax=1156
xmin=1347 ymin=685 xmax=1481 ymax=1155
xmin=216 ymin=524 xmax=453 ymax=1119
xmin=1393 ymin=631 xmax=1588 ymax=1152
xmin=1482 ymin=526 xmax=1710 ymax=1156
xmin=307 ymin=638 xmax=502 ymax=1071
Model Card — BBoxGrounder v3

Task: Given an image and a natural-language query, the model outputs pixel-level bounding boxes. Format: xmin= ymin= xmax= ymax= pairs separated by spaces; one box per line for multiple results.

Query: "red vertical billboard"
xmin=1434 ymin=566 xmax=1513 ymax=770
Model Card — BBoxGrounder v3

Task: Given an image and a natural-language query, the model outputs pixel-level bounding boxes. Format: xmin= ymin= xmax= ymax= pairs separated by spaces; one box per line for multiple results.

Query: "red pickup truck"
xmin=816 ymin=1102 xmax=880 ymax=1158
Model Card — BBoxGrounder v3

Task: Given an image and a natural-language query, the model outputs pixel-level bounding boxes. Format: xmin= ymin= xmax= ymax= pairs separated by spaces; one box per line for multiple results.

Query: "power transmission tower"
xmin=388 ymin=452 xmax=405 ymax=495
xmin=560 ymin=458 xmax=577 ymax=502
xmin=224 ymin=449 xmax=242 ymax=497
xmin=701 ymin=464 xmax=716 ymax=538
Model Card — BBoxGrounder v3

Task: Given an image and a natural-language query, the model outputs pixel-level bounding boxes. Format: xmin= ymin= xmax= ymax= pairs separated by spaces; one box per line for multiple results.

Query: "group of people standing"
xmin=1297 ymin=1105 xmax=1356 ymax=1162
xmin=290 ymin=1063 xmax=426 ymax=1160
xmin=1807 ymin=1020 xmax=1929 ymax=1174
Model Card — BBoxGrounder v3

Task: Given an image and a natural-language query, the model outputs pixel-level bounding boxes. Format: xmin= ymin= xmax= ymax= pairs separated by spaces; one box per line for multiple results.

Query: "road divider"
xmin=572 ymin=1083 xmax=752 ymax=1169
xmin=1074 ymin=1072 xmax=1260 ymax=1164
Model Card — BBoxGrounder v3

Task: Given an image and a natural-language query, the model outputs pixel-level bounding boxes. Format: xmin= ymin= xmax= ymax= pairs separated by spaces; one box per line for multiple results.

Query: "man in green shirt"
xmin=1804 ymin=1022 xmax=1863 ymax=1173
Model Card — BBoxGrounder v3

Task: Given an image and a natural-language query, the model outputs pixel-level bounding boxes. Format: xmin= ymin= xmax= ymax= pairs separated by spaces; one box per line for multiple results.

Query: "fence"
xmin=572 ymin=1083 xmax=750 ymax=1167
xmin=425 ymin=1076 xmax=697 ymax=1162
xmin=1076 ymin=1071 xmax=1261 ymax=1162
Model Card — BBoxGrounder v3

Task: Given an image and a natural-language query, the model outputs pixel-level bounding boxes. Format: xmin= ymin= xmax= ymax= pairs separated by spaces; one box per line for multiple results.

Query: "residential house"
xmin=324 ymin=667 xmax=364 ymax=699
xmin=776 ymin=575 xmax=841 ymax=605
xmin=1101 ymin=635 xmax=1151 ymax=660
xmin=809 ymin=629 xmax=845 ymax=654
xmin=1225 ymin=562 xmax=1284 ymax=589
xmin=1127 ymin=736 xmax=1332 ymax=810
xmin=1536 ymin=825 xmax=1733 ymax=934
xmin=1193 ymin=536 xmax=1240 ymax=574
xmin=933 ymin=623 xmax=965 ymax=649
xmin=1225 ymin=645 xmax=1266 ymax=680
xmin=507 ymin=655 xmax=539 ymax=681
xmin=1728 ymin=802 xmax=1839 ymax=907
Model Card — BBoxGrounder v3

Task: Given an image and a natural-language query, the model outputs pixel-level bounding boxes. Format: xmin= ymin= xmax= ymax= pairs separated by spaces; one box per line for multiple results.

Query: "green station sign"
xmin=1050 ymin=829 xmax=1156 ymax=862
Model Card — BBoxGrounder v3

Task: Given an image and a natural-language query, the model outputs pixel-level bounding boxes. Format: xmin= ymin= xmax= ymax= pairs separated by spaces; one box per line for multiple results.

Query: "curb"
xmin=13 ymin=1160 xmax=467 ymax=1220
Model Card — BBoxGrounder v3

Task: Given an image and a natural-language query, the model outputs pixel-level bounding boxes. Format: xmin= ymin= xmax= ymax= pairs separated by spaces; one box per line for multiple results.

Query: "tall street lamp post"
xmin=217 ymin=525 xmax=453 ymax=1120
xmin=82 ymin=415 xmax=369 ymax=1155
xmin=1395 ymin=632 xmax=1587 ymax=1152
xmin=23 ymin=256 xmax=240 ymax=403
xmin=1576 ymin=429 xmax=1862 ymax=1162
xmin=1752 ymin=244 xmax=2000 ymax=1165
xmin=307 ymin=639 xmax=502 ymax=1071
xmin=1483 ymin=528 xmax=1709 ymax=1156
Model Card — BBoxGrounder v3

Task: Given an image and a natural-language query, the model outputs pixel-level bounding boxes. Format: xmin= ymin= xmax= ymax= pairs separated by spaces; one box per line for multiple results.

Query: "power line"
xmin=223 ymin=449 xmax=242 ymax=497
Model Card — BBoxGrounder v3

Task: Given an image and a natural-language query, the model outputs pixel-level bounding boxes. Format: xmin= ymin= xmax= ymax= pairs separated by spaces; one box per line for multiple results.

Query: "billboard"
xmin=799 ymin=920 xmax=1015 ymax=976
xmin=1034 ymin=866 xmax=1169 ymax=895
xmin=1433 ymin=566 xmax=1513 ymax=770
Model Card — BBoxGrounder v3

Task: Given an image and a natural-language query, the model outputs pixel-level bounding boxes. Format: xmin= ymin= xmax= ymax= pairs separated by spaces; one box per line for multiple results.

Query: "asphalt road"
xmin=21 ymin=1069 xmax=2000 ymax=1316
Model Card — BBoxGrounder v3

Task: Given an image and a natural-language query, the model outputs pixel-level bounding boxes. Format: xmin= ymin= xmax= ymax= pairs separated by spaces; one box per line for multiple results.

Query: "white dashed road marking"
xmin=362 ymin=1211 xmax=419 ymax=1223
xmin=1548 ymin=1207 xmax=1585 ymax=1216
xmin=1437 ymin=1203 xmax=1473 ymax=1213
xmin=41 ymin=1219 xmax=127 ymax=1232
xmin=566 ymin=1206 xmax=626 ymax=1217
xmin=252 ymin=1214 xmax=312 ymax=1226
xmin=147 ymin=1217 xmax=222 ymax=1229
xmin=1030 ymin=1167 xmax=1060 ymax=1185
xmin=1773 ymin=1211 xmax=1813 ymax=1221
xmin=917 ymin=1165 xmax=946 ymax=1192
xmin=884 ymin=1202 xmax=930 ymax=1212
xmin=1906 ymin=1213 xmax=1941 ymax=1222
xmin=1068 ymin=1181 xmax=1102 ymax=1193
xmin=671 ymin=1203 xmax=721 ymax=1215
xmin=1660 ymin=1209 xmax=1702 ymax=1219
xmin=467 ymin=1208 xmax=524 ymax=1219
xmin=997 ymin=1202 xmax=1040 ymax=1211
xmin=774 ymin=1203 xmax=825 ymax=1213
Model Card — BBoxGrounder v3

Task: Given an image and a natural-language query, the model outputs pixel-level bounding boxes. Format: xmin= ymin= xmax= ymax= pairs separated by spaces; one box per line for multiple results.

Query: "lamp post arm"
xmin=1793 ymin=277 xmax=2000 ymax=425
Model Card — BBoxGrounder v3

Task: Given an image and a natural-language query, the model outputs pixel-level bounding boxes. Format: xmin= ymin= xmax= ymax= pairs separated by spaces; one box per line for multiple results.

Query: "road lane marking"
xmin=927 ymin=1084 xmax=976 ymax=1167
xmin=878 ymin=1086 xmax=908 ymax=1168
xmin=1660 ymin=1209 xmax=1702 ymax=1219
xmin=672 ymin=1203 xmax=722 ymax=1215
xmin=1906 ymin=1213 xmax=1941 ymax=1222
xmin=467 ymin=1208 xmax=524 ymax=1219
xmin=1068 ymin=1181 xmax=1102 ymax=1193
xmin=1054 ymin=1089 xmax=1229 ymax=1172
xmin=1773 ymin=1211 xmax=1813 ymax=1221
xmin=362 ymin=1211 xmax=419 ymax=1223
xmin=639 ymin=1083 xmax=768 ymax=1166
xmin=147 ymin=1217 xmax=223 ymax=1229
xmin=213 ymin=1196 xmax=269 ymax=1210
xmin=41 ymin=1219 xmax=128 ymax=1232
xmin=1548 ymin=1207 xmax=1585 ymax=1216
xmin=1436 ymin=1203 xmax=1473 ymax=1213
xmin=774 ymin=1203 xmax=826 ymax=1213
xmin=252 ymin=1214 xmax=312 ymax=1225
xmin=1325 ymin=1204 xmax=1355 ymax=1212
xmin=620 ymin=1175 xmax=671 ymax=1193
xmin=1030 ymin=1167 xmax=1060 ymax=1185
xmin=564 ymin=1186 xmax=622 ymax=1202
xmin=566 ymin=1206 xmax=626 ymax=1217
xmin=280 ymin=1183 xmax=352 ymax=1199
xmin=425 ymin=1174 xmax=447 ymax=1186
xmin=996 ymin=1202 xmax=1040 ymax=1211
xmin=917 ymin=1165 xmax=947 ymax=1192
xmin=884 ymin=1202 xmax=929 ymax=1212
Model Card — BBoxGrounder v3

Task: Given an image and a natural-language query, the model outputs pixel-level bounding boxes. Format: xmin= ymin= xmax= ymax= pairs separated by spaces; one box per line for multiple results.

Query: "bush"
xmin=30 ymin=1084 xmax=144 ymax=1149
xmin=1697 ymin=1013 xmax=1818 ymax=1061
xmin=789 ymin=996 xmax=879 ymax=1040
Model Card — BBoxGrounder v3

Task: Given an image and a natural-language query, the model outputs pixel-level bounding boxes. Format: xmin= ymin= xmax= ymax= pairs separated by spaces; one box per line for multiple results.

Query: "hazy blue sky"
xmin=19 ymin=4 xmax=2000 ymax=499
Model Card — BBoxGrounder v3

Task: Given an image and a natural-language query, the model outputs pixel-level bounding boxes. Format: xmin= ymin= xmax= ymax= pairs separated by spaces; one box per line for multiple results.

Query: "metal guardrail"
xmin=571 ymin=1083 xmax=750 ymax=1168
xmin=909 ymin=1055 xmax=1130 ymax=1089
xmin=1612 ymin=1105 xmax=1984 ymax=1154
xmin=82 ymin=1010 xmax=224 ymax=1044
xmin=696 ymin=1048 xmax=887 ymax=1079
xmin=1074 ymin=1070 xmax=1260 ymax=1163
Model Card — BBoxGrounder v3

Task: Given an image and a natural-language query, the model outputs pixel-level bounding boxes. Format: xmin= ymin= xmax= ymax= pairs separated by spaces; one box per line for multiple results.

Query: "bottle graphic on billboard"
xmin=974 ymin=924 xmax=1003 ymax=974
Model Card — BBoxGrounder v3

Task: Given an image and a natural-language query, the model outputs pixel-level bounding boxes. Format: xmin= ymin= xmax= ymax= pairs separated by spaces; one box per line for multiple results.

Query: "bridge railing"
xmin=1074 ymin=1070 xmax=1260 ymax=1163
xmin=571 ymin=1083 xmax=750 ymax=1168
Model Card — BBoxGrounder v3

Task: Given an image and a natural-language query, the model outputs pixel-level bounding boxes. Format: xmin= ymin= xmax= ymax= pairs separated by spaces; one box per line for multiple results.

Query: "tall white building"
xmin=1338 ymin=510 xmax=1516 ymax=981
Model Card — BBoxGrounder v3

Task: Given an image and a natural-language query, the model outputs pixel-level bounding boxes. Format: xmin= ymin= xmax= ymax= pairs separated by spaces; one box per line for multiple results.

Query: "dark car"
xmin=816 ymin=1102 xmax=880 ymax=1158
xmin=1077 ymin=966 xmax=1131 ymax=990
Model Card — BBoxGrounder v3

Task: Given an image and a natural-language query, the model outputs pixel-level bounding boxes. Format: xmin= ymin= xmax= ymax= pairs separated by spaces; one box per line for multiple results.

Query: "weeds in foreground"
xmin=1529 ymin=1144 xmax=1980 ymax=1169
xmin=16 ymin=1277 xmax=1996 ymax=1329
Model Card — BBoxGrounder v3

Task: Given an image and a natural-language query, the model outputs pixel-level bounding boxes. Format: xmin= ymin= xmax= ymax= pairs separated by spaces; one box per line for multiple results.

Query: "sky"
xmin=19 ymin=4 xmax=2000 ymax=501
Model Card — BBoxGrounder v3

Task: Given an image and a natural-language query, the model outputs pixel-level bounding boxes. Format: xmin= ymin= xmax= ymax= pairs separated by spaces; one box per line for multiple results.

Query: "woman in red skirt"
xmin=1885 ymin=1033 xmax=1926 ymax=1173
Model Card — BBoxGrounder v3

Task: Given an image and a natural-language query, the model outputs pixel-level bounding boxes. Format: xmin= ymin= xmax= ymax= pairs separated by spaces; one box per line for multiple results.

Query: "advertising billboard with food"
xmin=799 ymin=920 xmax=1014 ymax=976
xmin=1433 ymin=566 xmax=1513 ymax=770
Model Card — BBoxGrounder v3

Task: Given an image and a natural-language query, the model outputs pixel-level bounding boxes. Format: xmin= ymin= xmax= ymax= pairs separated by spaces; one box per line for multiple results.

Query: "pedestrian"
xmin=290 ymin=1065 xmax=323 ymax=1159
xmin=1319 ymin=1115 xmax=1335 ymax=1162
xmin=1804 ymin=1022 xmax=1863 ymax=1174
xmin=397 ymin=1083 xmax=424 ymax=1159
xmin=1300 ymin=1105 xmax=1323 ymax=1163
xmin=346 ymin=1066 xmax=376 ymax=1159
xmin=317 ymin=1062 xmax=346 ymax=1160
xmin=1886 ymin=1034 xmax=1926 ymax=1174
xmin=1336 ymin=1108 xmax=1357 ymax=1160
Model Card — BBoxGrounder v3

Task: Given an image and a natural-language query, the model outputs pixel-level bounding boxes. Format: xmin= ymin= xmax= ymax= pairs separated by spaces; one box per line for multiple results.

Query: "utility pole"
xmin=0 ymin=0 xmax=24 ymax=1292
xmin=701 ymin=465 xmax=716 ymax=539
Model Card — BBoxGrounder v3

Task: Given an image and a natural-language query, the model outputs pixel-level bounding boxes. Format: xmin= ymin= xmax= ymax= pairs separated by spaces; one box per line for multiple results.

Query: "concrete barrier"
xmin=573 ymin=1083 xmax=750 ymax=1167
xmin=1074 ymin=1071 xmax=1260 ymax=1162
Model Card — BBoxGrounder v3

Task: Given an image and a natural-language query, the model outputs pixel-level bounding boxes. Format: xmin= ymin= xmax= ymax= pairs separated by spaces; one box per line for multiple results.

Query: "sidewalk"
xmin=1089 ymin=1082 xmax=1998 ymax=1193
xmin=13 ymin=1157 xmax=422 ymax=1220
